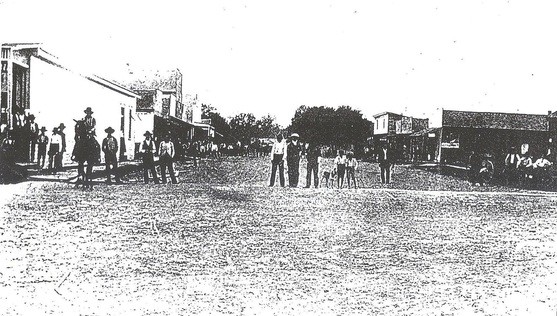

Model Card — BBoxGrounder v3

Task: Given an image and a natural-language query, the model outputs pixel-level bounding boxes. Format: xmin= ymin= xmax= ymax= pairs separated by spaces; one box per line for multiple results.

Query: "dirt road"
xmin=1 ymin=157 xmax=557 ymax=315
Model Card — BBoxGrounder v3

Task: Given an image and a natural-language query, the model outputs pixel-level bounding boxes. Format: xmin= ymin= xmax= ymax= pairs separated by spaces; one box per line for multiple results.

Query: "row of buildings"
xmin=3 ymin=42 xmax=557 ymax=167
xmin=369 ymin=109 xmax=555 ymax=166
xmin=0 ymin=43 xmax=215 ymax=163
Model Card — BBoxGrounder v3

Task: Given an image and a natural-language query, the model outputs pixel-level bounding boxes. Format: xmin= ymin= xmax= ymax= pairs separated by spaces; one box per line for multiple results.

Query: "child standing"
xmin=346 ymin=152 xmax=359 ymax=189
xmin=334 ymin=150 xmax=347 ymax=188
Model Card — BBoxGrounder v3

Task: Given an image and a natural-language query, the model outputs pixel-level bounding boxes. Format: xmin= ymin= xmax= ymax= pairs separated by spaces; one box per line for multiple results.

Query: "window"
xmin=120 ymin=107 xmax=125 ymax=133
xmin=383 ymin=118 xmax=386 ymax=129
xmin=1 ymin=48 xmax=10 ymax=59
xmin=128 ymin=109 xmax=132 ymax=139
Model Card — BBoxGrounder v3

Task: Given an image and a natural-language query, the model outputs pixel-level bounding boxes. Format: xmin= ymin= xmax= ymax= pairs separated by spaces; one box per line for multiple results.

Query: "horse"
xmin=71 ymin=119 xmax=101 ymax=189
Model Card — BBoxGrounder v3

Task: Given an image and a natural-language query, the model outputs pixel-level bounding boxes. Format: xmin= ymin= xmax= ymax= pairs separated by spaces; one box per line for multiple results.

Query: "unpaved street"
xmin=1 ymin=157 xmax=557 ymax=315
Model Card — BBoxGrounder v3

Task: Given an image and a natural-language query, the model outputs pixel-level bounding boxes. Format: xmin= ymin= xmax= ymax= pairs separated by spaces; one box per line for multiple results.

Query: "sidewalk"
xmin=16 ymin=157 xmax=197 ymax=183
xmin=18 ymin=160 xmax=144 ymax=183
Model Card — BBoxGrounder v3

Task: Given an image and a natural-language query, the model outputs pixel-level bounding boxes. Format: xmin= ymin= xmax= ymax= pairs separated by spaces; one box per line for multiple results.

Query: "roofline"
xmin=87 ymin=75 xmax=141 ymax=98
xmin=38 ymin=47 xmax=57 ymax=59
xmin=3 ymin=43 xmax=139 ymax=98
xmin=373 ymin=111 xmax=401 ymax=118
xmin=442 ymin=126 xmax=548 ymax=132
xmin=442 ymin=109 xmax=548 ymax=118
xmin=372 ymin=111 xmax=428 ymax=120
xmin=2 ymin=43 xmax=42 ymax=49
xmin=34 ymin=52 xmax=139 ymax=99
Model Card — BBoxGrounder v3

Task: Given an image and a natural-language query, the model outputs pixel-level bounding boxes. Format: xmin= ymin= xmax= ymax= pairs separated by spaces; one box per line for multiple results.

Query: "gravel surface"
xmin=1 ymin=157 xmax=557 ymax=315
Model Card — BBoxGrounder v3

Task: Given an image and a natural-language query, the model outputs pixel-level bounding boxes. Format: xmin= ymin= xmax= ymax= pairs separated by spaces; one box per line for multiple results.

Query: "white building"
xmin=1 ymin=43 xmax=139 ymax=162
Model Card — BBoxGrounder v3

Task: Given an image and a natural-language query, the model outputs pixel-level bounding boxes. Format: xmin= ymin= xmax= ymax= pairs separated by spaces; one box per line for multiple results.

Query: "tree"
xmin=200 ymin=103 xmax=231 ymax=142
xmin=201 ymin=103 xmax=217 ymax=119
xmin=228 ymin=113 xmax=284 ymax=143
xmin=256 ymin=115 xmax=282 ymax=138
xmin=207 ymin=112 xmax=230 ymax=140
xmin=229 ymin=113 xmax=257 ymax=144
xmin=288 ymin=105 xmax=371 ymax=149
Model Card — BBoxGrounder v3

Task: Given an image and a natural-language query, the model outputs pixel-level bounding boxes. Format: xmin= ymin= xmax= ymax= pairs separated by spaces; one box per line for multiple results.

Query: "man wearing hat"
xmin=48 ymin=127 xmax=63 ymax=173
xmin=158 ymin=132 xmax=178 ymax=184
xmin=377 ymin=142 xmax=395 ymax=184
xmin=102 ymin=127 xmax=121 ymax=184
xmin=24 ymin=114 xmax=39 ymax=162
xmin=503 ymin=145 xmax=519 ymax=185
xmin=82 ymin=107 xmax=96 ymax=136
xmin=140 ymin=131 xmax=159 ymax=184
xmin=287 ymin=133 xmax=302 ymax=187
xmin=58 ymin=123 xmax=67 ymax=152
xmin=305 ymin=142 xmax=321 ymax=188
xmin=269 ymin=133 xmax=286 ymax=187
xmin=55 ymin=123 xmax=67 ymax=170
xmin=36 ymin=127 xmax=49 ymax=170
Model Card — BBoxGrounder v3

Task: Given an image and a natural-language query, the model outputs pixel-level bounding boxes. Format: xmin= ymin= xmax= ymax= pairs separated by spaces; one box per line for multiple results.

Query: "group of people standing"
xmin=468 ymin=143 xmax=555 ymax=187
xmin=268 ymin=133 xmax=365 ymax=189
xmin=269 ymin=133 xmax=309 ymax=188
xmin=501 ymin=145 xmax=553 ymax=186
xmin=138 ymin=131 xmax=178 ymax=184
xmin=0 ymin=113 xmax=68 ymax=173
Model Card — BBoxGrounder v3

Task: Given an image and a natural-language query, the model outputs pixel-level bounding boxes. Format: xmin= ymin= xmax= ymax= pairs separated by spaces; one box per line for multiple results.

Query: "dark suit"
xmin=305 ymin=146 xmax=320 ymax=188
xmin=377 ymin=147 xmax=394 ymax=184
xmin=287 ymin=143 xmax=301 ymax=187
xmin=25 ymin=121 xmax=39 ymax=162
xmin=102 ymin=135 xmax=120 ymax=183
xmin=83 ymin=116 xmax=96 ymax=136
xmin=141 ymin=139 xmax=159 ymax=184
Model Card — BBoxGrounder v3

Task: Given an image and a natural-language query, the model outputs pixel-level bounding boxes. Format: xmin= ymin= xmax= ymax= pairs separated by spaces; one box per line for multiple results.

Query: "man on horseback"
xmin=83 ymin=107 xmax=96 ymax=136
xmin=71 ymin=107 xmax=101 ymax=189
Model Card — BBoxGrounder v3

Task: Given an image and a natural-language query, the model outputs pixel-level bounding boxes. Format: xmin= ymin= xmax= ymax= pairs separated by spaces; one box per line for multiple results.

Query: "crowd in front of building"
xmin=0 ymin=111 xmax=69 ymax=183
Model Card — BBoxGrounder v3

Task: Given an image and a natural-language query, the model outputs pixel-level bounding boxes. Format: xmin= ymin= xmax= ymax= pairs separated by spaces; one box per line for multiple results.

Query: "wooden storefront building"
xmin=438 ymin=109 xmax=549 ymax=165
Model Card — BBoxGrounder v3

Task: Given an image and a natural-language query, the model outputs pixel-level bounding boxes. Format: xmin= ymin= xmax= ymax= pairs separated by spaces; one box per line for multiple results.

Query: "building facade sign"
xmin=441 ymin=142 xmax=460 ymax=149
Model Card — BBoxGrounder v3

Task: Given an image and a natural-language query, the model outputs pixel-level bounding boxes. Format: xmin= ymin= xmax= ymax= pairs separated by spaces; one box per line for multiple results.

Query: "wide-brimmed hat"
xmin=52 ymin=127 xmax=59 ymax=132
xmin=144 ymin=131 xmax=152 ymax=137
xmin=40 ymin=126 xmax=47 ymax=132
xmin=84 ymin=107 xmax=94 ymax=114
xmin=290 ymin=133 xmax=300 ymax=138
xmin=58 ymin=123 xmax=66 ymax=130
xmin=28 ymin=114 xmax=35 ymax=120
xmin=105 ymin=127 xmax=115 ymax=134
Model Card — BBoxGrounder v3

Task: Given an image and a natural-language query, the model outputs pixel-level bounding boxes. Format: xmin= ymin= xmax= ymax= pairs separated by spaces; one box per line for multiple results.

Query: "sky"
xmin=2 ymin=0 xmax=557 ymax=127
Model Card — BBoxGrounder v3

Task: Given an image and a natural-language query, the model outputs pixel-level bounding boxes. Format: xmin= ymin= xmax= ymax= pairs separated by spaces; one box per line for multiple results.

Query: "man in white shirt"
xmin=269 ymin=133 xmax=286 ymax=187
xmin=48 ymin=127 xmax=63 ymax=173
xmin=159 ymin=132 xmax=178 ymax=184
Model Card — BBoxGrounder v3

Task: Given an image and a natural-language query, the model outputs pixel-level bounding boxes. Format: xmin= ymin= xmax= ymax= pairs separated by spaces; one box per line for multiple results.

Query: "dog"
xmin=321 ymin=168 xmax=337 ymax=188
